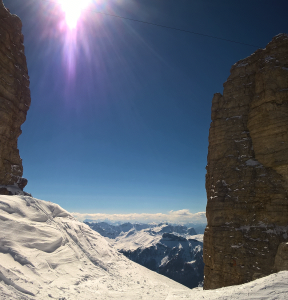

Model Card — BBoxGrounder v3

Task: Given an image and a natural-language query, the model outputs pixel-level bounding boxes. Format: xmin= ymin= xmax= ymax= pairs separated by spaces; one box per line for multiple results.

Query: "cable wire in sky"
xmin=91 ymin=10 xmax=261 ymax=48
xmin=42 ymin=0 xmax=261 ymax=48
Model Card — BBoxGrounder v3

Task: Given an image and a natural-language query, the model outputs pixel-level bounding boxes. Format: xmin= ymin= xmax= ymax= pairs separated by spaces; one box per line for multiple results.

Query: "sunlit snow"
xmin=1 ymin=195 xmax=288 ymax=299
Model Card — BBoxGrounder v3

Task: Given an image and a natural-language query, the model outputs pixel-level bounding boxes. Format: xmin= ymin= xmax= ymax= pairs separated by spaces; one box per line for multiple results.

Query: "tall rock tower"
xmin=0 ymin=0 xmax=30 ymax=194
xmin=204 ymin=34 xmax=288 ymax=289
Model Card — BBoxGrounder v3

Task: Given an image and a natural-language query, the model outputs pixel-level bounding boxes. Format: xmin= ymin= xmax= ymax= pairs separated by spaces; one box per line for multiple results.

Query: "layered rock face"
xmin=204 ymin=34 xmax=288 ymax=289
xmin=0 ymin=0 xmax=30 ymax=193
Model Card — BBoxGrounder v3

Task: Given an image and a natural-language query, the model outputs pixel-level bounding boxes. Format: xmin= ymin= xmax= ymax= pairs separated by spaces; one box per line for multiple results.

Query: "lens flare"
xmin=58 ymin=0 xmax=91 ymax=29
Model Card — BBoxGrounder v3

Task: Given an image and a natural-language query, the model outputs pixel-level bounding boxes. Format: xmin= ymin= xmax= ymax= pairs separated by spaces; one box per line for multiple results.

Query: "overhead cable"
xmin=42 ymin=0 xmax=261 ymax=48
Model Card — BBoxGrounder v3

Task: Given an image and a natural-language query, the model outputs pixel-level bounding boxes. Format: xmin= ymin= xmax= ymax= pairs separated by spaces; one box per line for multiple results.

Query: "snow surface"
xmin=1 ymin=195 xmax=288 ymax=299
xmin=108 ymin=224 xmax=203 ymax=252
xmin=112 ymin=228 xmax=161 ymax=251
xmin=109 ymin=224 xmax=185 ymax=251
xmin=188 ymin=234 xmax=203 ymax=243
xmin=87 ymin=222 xmax=204 ymax=288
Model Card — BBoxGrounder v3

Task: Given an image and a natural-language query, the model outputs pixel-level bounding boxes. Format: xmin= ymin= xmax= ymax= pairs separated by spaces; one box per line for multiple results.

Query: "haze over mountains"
xmin=84 ymin=221 xmax=205 ymax=238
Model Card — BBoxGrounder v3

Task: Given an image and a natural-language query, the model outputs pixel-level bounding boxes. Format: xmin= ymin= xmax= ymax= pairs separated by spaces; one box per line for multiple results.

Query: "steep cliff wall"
xmin=0 ymin=0 xmax=30 ymax=193
xmin=204 ymin=34 xmax=288 ymax=289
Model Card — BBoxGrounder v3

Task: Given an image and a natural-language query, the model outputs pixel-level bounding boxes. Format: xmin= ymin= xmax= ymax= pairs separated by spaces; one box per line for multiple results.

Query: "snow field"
xmin=0 ymin=195 xmax=288 ymax=299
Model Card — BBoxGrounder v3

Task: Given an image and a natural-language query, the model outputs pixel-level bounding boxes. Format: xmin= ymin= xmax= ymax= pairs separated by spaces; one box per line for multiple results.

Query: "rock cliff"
xmin=0 ymin=0 xmax=30 ymax=194
xmin=204 ymin=33 xmax=288 ymax=289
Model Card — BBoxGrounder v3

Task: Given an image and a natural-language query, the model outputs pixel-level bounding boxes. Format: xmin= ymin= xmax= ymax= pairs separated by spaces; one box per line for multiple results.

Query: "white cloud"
xmin=71 ymin=209 xmax=206 ymax=224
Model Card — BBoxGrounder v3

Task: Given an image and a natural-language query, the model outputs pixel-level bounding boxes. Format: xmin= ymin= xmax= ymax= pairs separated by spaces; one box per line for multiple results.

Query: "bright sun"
xmin=58 ymin=0 xmax=91 ymax=29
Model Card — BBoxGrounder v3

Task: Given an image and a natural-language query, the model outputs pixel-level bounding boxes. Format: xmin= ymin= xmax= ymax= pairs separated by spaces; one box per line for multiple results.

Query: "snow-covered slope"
xmin=1 ymin=195 xmax=288 ymax=299
xmin=191 ymin=271 xmax=288 ymax=299
xmin=86 ymin=222 xmax=204 ymax=288
xmin=108 ymin=223 xmax=201 ymax=250
xmin=0 ymin=195 xmax=191 ymax=299
xmin=104 ymin=224 xmax=204 ymax=288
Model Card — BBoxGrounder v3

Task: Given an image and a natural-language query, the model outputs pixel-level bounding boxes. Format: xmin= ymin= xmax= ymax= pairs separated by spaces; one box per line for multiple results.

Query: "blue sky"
xmin=4 ymin=0 xmax=288 ymax=219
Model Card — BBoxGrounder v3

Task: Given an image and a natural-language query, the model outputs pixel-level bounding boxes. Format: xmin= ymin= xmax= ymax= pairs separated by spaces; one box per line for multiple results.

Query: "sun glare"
xmin=59 ymin=0 xmax=91 ymax=29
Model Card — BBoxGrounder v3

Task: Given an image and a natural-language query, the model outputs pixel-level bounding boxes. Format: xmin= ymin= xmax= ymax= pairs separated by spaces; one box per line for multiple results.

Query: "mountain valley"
xmin=86 ymin=222 xmax=204 ymax=288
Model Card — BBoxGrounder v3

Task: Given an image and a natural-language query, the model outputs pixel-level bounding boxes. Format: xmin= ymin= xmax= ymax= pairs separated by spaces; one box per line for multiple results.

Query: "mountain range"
xmin=84 ymin=222 xmax=205 ymax=288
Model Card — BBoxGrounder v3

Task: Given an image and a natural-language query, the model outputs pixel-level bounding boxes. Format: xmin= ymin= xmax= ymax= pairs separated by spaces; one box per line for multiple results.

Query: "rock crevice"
xmin=204 ymin=34 xmax=288 ymax=289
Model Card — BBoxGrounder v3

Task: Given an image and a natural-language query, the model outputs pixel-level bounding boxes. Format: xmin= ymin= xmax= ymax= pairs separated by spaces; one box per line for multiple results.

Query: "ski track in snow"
xmin=0 ymin=195 xmax=288 ymax=299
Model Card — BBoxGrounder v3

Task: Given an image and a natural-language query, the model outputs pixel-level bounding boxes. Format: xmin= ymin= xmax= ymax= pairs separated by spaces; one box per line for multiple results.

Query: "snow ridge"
xmin=0 ymin=195 xmax=190 ymax=299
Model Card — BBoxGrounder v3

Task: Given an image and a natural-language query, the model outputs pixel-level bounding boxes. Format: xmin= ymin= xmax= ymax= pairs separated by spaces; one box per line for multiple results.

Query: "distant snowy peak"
xmin=86 ymin=220 xmax=205 ymax=289
xmin=84 ymin=221 xmax=146 ymax=239
xmin=85 ymin=221 xmax=198 ymax=239
xmin=148 ymin=223 xmax=197 ymax=235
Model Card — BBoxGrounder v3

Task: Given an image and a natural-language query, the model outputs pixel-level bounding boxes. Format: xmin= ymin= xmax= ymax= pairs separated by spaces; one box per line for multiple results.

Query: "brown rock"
xmin=204 ymin=34 xmax=288 ymax=289
xmin=275 ymin=242 xmax=288 ymax=272
xmin=0 ymin=187 xmax=10 ymax=195
xmin=0 ymin=0 xmax=30 ymax=193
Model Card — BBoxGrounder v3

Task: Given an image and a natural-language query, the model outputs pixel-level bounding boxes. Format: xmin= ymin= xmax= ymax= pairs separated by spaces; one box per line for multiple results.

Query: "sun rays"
xmin=58 ymin=0 xmax=91 ymax=29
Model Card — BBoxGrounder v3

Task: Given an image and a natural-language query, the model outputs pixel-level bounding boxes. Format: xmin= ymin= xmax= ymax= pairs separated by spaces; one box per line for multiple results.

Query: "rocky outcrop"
xmin=0 ymin=0 xmax=30 ymax=193
xmin=275 ymin=242 xmax=288 ymax=272
xmin=204 ymin=34 xmax=288 ymax=289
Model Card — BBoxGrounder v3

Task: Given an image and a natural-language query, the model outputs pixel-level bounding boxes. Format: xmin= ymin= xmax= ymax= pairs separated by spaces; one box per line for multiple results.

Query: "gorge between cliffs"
xmin=1 ymin=0 xmax=288 ymax=296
